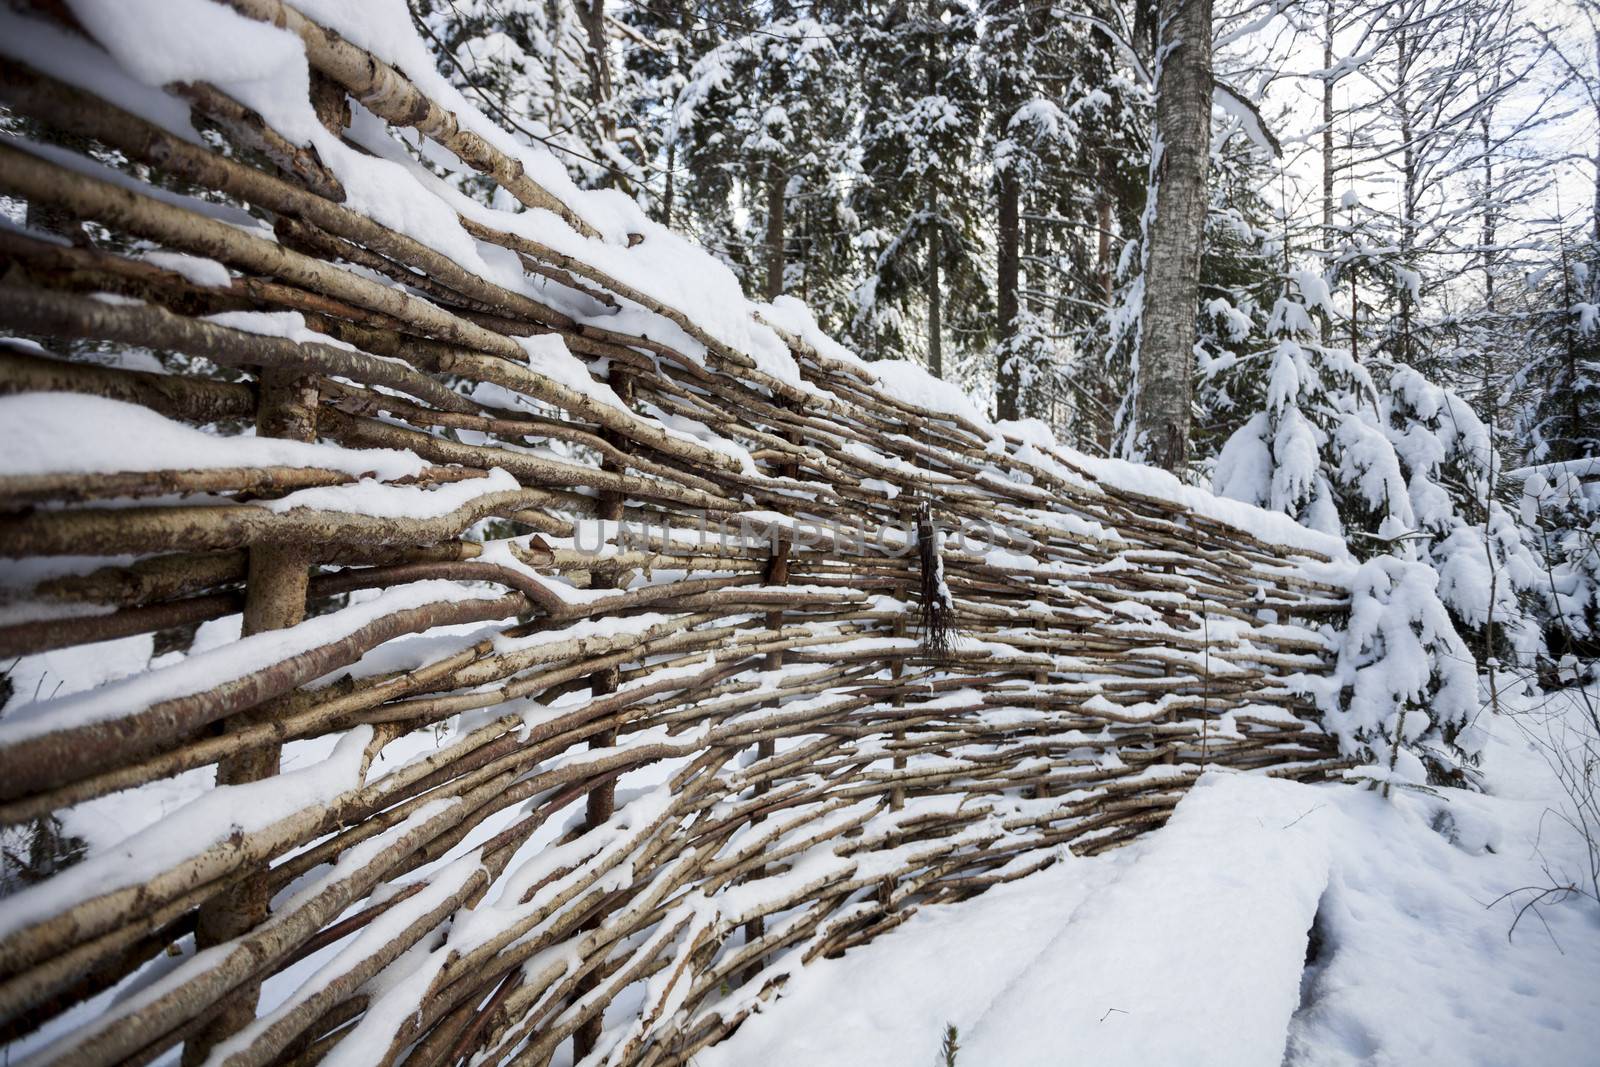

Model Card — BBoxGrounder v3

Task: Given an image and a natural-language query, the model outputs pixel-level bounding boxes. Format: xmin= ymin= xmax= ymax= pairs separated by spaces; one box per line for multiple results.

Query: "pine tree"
xmin=849 ymin=1 xmax=991 ymax=376
xmin=1518 ymin=231 xmax=1600 ymax=668
xmin=617 ymin=0 xmax=720 ymax=226
xmin=674 ymin=12 xmax=855 ymax=304
xmin=985 ymin=0 xmax=1140 ymax=432
xmin=408 ymin=0 xmax=657 ymax=199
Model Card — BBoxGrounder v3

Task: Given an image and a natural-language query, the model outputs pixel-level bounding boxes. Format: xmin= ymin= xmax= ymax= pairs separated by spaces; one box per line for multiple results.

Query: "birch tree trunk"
xmin=1132 ymin=0 xmax=1213 ymax=473
xmin=1593 ymin=28 xmax=1600 ymax=249
xmin=1396 ymin=26 xmax=1417 ymax=366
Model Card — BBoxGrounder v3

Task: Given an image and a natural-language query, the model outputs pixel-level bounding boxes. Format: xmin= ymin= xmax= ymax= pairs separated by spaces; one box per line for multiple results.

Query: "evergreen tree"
xmin=675 ymin=12 xmax=856 ymax=306
xmin=1518 ymin=231 xmax=1600 ymax=669
xmin=848 ymin=1 xmax=992 ymax=375
xmin=408 ymin=0 xmax=658 ymax=199
xmin=985 ymin=0 xmax=1141 ymax=433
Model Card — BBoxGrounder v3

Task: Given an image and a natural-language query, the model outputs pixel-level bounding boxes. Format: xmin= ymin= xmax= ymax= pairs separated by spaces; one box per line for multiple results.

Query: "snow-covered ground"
xmin=702 ymin=687 xmax=1600 ymax=1067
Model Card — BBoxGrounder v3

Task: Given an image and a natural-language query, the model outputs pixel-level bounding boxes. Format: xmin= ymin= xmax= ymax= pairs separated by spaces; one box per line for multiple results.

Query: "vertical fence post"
xmin=583 ymin=368 xmax=632 ymax=817
xmin=740 ymin=425 xmax=798 ymax=984
xmin=572 ymin=368 xmax=631 ymax=1061
xmin=889 ymin=612 xmax=908 ymax=813
xmin=889 ymin=495 xmax=917 ymax=813
xmin=183 ymin=367 xmax=316 ymax=1065
xmin=1163 ymin=560 xmax=1180 ymax=766
xmin=1033 ymin=667 xmax=1052 ymax=799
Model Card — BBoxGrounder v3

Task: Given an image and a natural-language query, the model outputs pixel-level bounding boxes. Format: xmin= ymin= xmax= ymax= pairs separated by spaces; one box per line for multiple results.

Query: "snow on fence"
xmin=0 ymin=2 xmax=1371 ymax=1064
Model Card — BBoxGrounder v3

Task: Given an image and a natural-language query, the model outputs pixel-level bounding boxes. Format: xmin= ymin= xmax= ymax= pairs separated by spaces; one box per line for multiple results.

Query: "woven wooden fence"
xmin=0 ymin=3 xmax=1357 ymax=1064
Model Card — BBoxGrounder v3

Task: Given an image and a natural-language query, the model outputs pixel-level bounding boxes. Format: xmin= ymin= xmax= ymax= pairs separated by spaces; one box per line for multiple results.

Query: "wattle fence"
xmin=0 ymin=3 xmax=1361 ymax=1065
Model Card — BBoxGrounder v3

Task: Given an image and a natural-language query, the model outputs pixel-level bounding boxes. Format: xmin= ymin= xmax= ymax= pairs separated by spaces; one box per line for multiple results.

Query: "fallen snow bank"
xmin=704 ymin=774 xmax=1333 ymax=1067
xmin=961 ymin=774 xmax=1331 ymax=1067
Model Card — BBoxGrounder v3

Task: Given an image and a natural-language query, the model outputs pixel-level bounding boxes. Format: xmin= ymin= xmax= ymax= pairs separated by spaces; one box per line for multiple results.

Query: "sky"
xmin=1199 ymin=0 xmax=1598 ymax=322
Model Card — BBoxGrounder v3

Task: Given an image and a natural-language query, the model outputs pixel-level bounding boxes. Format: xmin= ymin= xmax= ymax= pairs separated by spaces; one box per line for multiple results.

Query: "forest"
xmin=0 ymin=0 xmax=1598 ymax=1064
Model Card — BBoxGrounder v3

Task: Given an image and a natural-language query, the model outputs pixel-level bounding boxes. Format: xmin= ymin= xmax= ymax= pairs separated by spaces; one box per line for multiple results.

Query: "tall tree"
xmin=675 ymin=14 xmax=855 ymax=302
xmin=1129 ymin=0 xmax=1214 ymax=471
xmin=850 ymin=1 xmax=991 ymax=373
xmin=989 ymin=0 xmax=1026 ymax=417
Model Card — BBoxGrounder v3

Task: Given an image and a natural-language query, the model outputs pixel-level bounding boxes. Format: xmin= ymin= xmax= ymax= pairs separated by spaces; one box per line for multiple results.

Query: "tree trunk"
xmin=580 ymin=0 xmax=612 ymax=128
xmin=764 ymin=162 xmax=786 ymax=302
xmin=924 ymin=0 xmax=944 ymax=380
xmin=1094 ymin=152 xmax=1116 ymax=452
xmin=661 ymin=0 xmax=692 ymax=229
xmin=1558 ymin=235 xmax=1582 ymax=462
xmin=996 ymin=166 xmax=1021 ymax=420
xmin=799 ymin=208 xmax=810 ymax=305
xmin=1593 ymin=29 xmax=1600 ymax=250
xmin=1132 ymin=0 xmax=1213 ymax=473
xmin=1480 ymin=113 xmax=1495 ymax=310
xmin=1321 ymin=3 xmax=1335 ymax=345
xmin=927 ymin=218 xmax=943 ymax=379
xmin=1350 ymin=272 xmax=1359 ymax=365
xmin=1395 ymin=25 xmax=1417 ymax=367
xmin=663 ymin=138 xmax=676 ymax=228
xmin=994 ymin=0 xmax=1024 ymax=421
